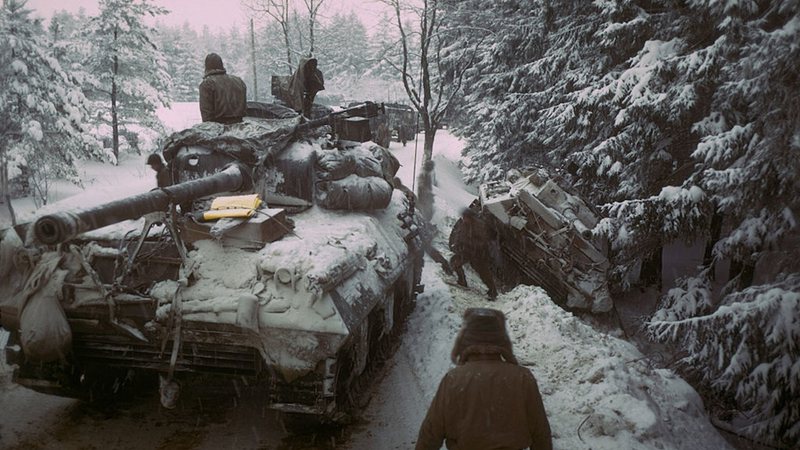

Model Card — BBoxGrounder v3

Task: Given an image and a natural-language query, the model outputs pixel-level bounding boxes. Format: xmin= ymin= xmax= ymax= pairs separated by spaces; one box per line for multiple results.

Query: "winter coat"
xmin=449 ymin=213 xmax=495 ymax=258
xmin=199 ymin=68 xmax=247 ymax=124
xmin=286 ymin=57 xmax=324 ymax=116
xmin=416 ymin=353 xmax=552 ymax=450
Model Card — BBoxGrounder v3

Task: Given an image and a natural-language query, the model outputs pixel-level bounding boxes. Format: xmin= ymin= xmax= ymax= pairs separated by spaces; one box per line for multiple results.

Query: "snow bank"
xmin=157 ymin=101 xmax=202 ymax=132
xmin=502 ymin=286 xmax=731 ymax=449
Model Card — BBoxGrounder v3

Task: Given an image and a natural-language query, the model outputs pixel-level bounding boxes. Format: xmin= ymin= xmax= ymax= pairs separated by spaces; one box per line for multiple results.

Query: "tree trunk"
xmin=415 ymin=126 xmax=437 ymax=221
xmin=703 ymin=208 xmax=723 ymax=279
xmin=640 ymin=246 xmax=663 ymax=290
xmin=283 ymin=23 xmax=292 ymax=73
xmin=111 ymin=29 xmax=120 ymax=162
xmin=250 ymin=18 xmax=258 ymax=101
xmin=729 ymin=256 xmax=756 ymax=291
xmin=1 ymin=158 xmax=16 ymax=226
xmin=308 ymin=12 xmax=315 ymax=55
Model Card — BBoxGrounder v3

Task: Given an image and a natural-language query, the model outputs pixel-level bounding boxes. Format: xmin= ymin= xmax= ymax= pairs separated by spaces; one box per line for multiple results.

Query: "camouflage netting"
xmin=161 ymin=117 xmax=302 ymax=167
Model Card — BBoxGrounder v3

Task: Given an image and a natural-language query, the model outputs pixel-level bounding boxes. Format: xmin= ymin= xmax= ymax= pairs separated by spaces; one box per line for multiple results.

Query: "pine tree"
xmin=315 ymin=12 xmax=370 ymax=99
xmin=158 ymin=24 xmax=201 ymax=102
xmin=0 ymin=0 xmax=105 ymax=213
xmin=443 ymin=0 xmax=615 ymax=185
xmin=443 ymin=0 xmax=799 ymax=443
xmin=81 ymin=0 xmax=171 ymax=160
xmin=644 ymin=1 xmax=800 ymax=445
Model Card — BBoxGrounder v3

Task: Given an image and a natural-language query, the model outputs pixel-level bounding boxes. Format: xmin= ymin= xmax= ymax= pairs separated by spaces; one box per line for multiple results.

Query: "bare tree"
xmin=300 ymin=0 xmax=325 ymax=55
xmin=245 ymin=0 xmax=326 ymax=73
xmin=250 ymin=18 xmax=259 ymax=100
xmin=379 ymin=0 xmax=475 ymax=220
xmin=244 ymin=0 xmax=294 ymax=73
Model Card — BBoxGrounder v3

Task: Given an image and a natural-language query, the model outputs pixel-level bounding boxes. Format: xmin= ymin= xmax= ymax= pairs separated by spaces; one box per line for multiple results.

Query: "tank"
xmin=478 ymin=168 xmax=612 ymax=313
xmin=0 ymin=101 xmax=424 ymax=423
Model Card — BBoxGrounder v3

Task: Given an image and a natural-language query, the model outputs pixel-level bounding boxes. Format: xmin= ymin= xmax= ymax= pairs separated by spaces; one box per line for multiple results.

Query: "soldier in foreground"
xmin=199 ymin=53 xmax=247 ymax=124
xmin=416 ymin=308 xmax=552 ymax=450
xmin=449 ymin=206 xmax=498 ymax=299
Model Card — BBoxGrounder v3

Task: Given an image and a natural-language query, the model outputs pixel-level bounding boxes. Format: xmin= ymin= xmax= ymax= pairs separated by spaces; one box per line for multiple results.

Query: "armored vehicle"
xmin=479 ymin=168 xmax=612 ymax=313
xmin=0 ymin=102 xmax=424 ymax=423
xmin=384 ymin=103 xmax=417 ymax=144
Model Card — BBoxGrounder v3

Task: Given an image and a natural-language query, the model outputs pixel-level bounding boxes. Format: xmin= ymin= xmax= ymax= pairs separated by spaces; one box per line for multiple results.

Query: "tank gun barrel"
xmin=34 ymin=163 xmax=251 ymax=245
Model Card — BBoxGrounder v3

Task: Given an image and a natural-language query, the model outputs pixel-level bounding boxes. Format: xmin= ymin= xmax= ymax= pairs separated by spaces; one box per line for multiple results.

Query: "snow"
xmin=24 ymin=119 xmax=44 ymax=141
xmin=355 ymin=278 xmax=730 ymax=448
xmin=156 ymin=101 xmax=202 ymax=131
xmin=9 ymin=56 xmax=27 ymax=76
xmin=0 ymin=104 xmax=732 ymax=449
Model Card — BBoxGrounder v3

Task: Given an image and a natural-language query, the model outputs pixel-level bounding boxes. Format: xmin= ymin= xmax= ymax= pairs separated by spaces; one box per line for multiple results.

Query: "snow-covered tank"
xmin=0 ymin=102 xmax=424 ymax=423
xmin=479 ymin=168 xmax=611 ymax=313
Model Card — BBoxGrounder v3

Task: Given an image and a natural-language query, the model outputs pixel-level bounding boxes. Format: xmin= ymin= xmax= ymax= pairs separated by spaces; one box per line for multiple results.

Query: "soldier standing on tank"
xmin=449 ymin=206 xmax=498 ymax=300
xmin=199 ymin=53 xmax=247 ymax=124
xmin=300 ymin=58 xmax=324 ymax=119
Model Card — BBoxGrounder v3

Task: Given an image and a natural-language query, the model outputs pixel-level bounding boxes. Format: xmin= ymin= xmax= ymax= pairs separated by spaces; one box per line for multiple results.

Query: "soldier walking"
xmin=416 ymin=308 xmax=552 ymax=450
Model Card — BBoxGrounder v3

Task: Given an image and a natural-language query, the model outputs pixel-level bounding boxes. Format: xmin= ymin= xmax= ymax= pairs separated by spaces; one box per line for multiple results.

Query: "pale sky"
xmin=24 ymin=0 xmax=386 ymax=32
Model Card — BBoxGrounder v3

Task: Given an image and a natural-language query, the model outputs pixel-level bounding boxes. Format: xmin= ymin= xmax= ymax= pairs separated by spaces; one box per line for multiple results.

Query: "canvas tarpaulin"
xmin=313 ymin=142 xmax=400 ymax=210
xmin=17 ymin=252 xmax=72 ymax=362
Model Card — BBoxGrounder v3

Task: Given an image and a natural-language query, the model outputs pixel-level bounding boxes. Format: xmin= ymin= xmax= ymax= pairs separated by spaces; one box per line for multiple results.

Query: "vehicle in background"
xmin=384 ymin=103 xmax=417 ymax=145
xmin=478 ymin=168 xmax=612 ymax=313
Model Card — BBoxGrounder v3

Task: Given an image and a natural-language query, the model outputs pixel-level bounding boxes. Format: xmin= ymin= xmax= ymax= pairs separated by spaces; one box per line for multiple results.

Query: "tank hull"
xmin=3 ymin=195 xmax=422 ymax=417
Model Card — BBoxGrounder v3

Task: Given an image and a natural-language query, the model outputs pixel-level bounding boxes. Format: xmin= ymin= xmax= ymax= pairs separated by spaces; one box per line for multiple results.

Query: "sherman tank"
xmin=479 ymin=168 xmax=612 ymax=313
xmin=0 ymin=101 xmax=424 ymax=423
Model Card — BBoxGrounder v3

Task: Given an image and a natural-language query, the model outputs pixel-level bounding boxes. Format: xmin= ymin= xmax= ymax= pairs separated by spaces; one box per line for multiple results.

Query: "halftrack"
xmin=479 ymin=169 xmax=612 ymax=313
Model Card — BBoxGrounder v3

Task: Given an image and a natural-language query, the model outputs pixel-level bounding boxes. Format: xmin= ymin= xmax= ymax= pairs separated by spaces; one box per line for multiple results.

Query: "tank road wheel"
xmin=280 ymin=412 xmax=326 ymax=435
xmin=393 ymin=273 xmax=417 ymax=328
xmin=81 ymin=366 xmax=157 ymax=406
xmin=281 ymin=276 xmax=421 ymax=433
xmin=333 ymin=334 xmax=362 ymax=423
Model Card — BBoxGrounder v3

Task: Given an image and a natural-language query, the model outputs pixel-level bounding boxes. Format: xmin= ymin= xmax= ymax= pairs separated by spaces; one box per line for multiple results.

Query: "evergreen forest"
xmin=0 ymin=0 xmax=797 ymax=446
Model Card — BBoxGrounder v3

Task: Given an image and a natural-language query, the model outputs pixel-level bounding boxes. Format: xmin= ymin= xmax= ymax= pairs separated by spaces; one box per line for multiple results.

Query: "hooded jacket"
xmin=199 ymin=54 xmax=247 ymax=124
xmin=416 ymin=309 xmax=552 ymax=450
xmin=285 ymin=57 xmax=325 ymax=117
